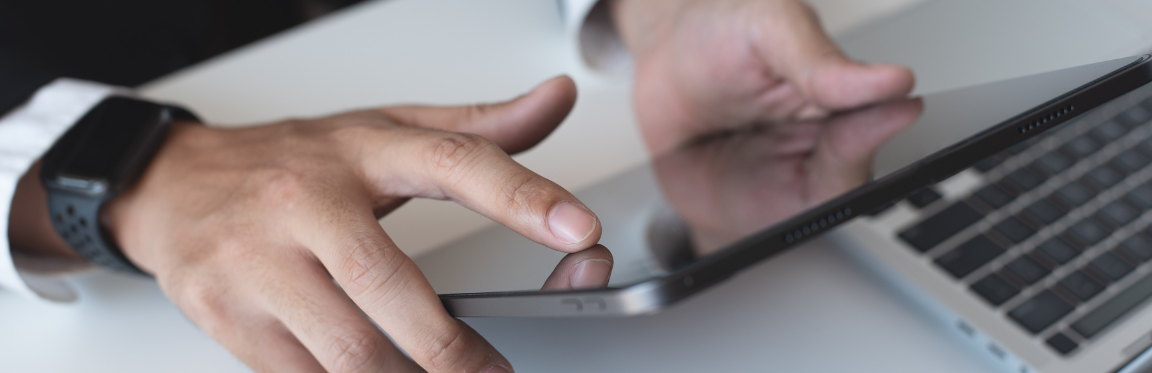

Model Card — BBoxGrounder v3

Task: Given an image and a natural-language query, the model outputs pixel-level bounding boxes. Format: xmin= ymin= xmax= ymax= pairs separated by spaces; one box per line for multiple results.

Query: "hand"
xmin=653 ymin=98 xmax=922 ymax=254
xmin=609 ymin=0 xmax=916 ymax=154
xmin=88 ymin=76 xmax=609 ymax=372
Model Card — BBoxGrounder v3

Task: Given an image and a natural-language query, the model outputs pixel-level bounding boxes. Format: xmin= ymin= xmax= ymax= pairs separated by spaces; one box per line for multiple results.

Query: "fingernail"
xmin=548 ymin=202 xmax=596 ymax=244
xmin=570 ymin=259 xmax=613 ymax=289
xmin=481 ymin=364 xmax=512 ymax=373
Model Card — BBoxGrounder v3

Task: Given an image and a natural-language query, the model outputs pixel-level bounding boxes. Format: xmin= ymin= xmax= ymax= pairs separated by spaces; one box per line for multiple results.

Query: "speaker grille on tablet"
xmin=1020 ymin=105 xmax=1075 ymax=133
xmin=784 ymin=207 xmax=853 ymax=243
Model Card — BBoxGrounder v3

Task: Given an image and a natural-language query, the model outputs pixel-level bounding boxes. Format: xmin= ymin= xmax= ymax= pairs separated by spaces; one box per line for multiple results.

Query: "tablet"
xmin=416 ymin=55 xmax=1152 ymax=317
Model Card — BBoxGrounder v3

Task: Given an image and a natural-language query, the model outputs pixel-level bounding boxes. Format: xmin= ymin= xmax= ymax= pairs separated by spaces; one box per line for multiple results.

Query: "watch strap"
xmin=47 ymin=190 xmax=146 ymax=274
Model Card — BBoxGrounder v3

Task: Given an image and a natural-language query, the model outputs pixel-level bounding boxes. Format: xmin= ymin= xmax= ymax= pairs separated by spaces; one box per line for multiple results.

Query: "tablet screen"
xmin=418 ymin=56 xmax=1146 ymax=295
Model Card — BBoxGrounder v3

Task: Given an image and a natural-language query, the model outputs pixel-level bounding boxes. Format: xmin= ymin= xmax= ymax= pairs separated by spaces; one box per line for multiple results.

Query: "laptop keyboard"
xmin=896 ymin=94 xmax=1152 ymax=356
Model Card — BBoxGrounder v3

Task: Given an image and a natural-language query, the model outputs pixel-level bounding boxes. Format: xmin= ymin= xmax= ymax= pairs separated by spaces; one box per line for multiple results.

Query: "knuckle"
xmin=336 ymin=231 xmax=409 ymax=301
xmin=500 ymin=172 xmax=548 ymax=212
xmin=170 ymin=278 xmax=230 ymax=331
xmin=418 ymin=324 xmax=472 ymax=372
xmin=427 ymin=132 xmax=495 ymax=173
xmin=329 ymin=328 xmax=385 ymax=373
xmin=158 ymin=240 xmax=262 ymax=336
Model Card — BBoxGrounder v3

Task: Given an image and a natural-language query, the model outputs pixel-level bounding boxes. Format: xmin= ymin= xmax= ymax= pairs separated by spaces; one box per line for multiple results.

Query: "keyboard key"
xmin=1120 ymin=234 xmax=1152 ymax=262
xmin=1112 ymin=149 xmax=1150 ymax=174
xmin=1117 ymin=106 xmax=1152 ymax=129
xmin=906 ymin=188 xmax=942 ymax=208
xmin=1006 ymin=168 xmax=1045 ymax=192
xmin=1081 ymin=166 xmax=1124 ymax=190
xmin=1035 ymin=152 xmax=1074 ymax=175
xmin=1068 ymin=219 xmax=1109 ymax=246
xmin=1046 ymin=332 xmax=1079 ymax=355
xmin=1063 ymin=137 xmax=1102 ymax=158
xmin=1024 ymin=199 xmax=1066 ymax=224
xmin=1010 ymin=290 xmax=1074 ymax=334
xmin=1090 ymin=252 xmax=1133 ymax=282
xmin=1037 ymin=237 xmax=1081 ymax=264
xmin=1071 ymin=270 xmax=1152 ymax=338
xmin=935 ymin=235 xmax=1005 ymax=279
xmin=994 ymin=217 xmax=1036 ymax=243
xmin=971 ymin=273 xmax=1019 ymax=306
xmin=1098 ymin=201 xmax=1140 ymax=227
xmin=1060 ymin=271 xmax=1104 ymax=301
xmin=1089 ymin=120 xmax=1129 ymax=143
xmin=1006 ymin=255 xmax=1050 ymax=284
xmin=973 ymin=155 xmax=1003 ymax=172
xmin=899 ymin=202 xmax=984 ymax=252
xmin=1127 ymin=185 xmax=1152 ymax=209
xmin=974 ymin=184 xmax=1014 ymax=209
xmin=1054 ymin=182 xmax=1094 ymax=207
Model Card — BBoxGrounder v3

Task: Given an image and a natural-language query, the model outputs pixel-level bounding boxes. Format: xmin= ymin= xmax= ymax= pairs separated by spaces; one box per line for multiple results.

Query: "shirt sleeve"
xmin=0 ymin=78 xmax=119 ymax=302
xmin=561 ymin=0 xmax=632 ymax=74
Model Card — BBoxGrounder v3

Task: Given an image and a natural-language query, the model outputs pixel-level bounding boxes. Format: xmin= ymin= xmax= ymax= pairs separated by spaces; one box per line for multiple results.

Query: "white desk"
xmin=4 ymin=0 xmax=1151 ymax=371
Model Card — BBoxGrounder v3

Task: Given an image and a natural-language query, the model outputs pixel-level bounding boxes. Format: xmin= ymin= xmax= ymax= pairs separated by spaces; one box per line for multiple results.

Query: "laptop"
xmin=417 ymin=55 xmax=1152 ymax=373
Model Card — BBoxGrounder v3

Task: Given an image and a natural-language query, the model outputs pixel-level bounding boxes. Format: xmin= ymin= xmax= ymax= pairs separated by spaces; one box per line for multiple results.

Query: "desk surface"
xmin=4 ymin=0 xmax=1152 ymax=371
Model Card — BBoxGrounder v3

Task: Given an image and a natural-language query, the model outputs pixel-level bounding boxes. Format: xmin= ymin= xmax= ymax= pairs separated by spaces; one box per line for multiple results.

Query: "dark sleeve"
xmin=0 ymin=49 xmax=56 ymax=116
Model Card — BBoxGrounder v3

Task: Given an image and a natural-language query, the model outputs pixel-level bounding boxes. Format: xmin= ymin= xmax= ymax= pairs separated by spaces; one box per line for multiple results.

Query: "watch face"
xmin=50 ymin=97 xmax=166 ymax=189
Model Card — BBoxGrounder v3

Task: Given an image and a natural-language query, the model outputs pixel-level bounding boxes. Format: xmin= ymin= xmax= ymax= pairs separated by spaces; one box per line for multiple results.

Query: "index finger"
xmin=349 ymin=127 xmax=602 ymax=253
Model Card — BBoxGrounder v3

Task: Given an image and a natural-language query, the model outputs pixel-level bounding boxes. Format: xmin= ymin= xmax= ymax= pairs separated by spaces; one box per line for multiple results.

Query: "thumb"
xmin=752 ymin=1 xmax=914 ymax=111
xmin=808 ymin=62 xmax=915 ymax=111
xmin=379 ymin=75 xmax=577 ymax=154
xmin=540 ymin=244 xmax=614 ymax=290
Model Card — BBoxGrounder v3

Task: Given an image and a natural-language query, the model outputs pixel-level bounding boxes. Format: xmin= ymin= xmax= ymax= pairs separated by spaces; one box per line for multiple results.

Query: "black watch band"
xmin=41 ymin=96 xmax=199 ymax=275
xmin=47 ymin=191 xmax=144 ymax=273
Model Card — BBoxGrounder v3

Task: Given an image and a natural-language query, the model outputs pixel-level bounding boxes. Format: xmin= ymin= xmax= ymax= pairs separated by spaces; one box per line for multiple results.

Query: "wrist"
xmin=102 ymin=121 xmax=208 ymax=274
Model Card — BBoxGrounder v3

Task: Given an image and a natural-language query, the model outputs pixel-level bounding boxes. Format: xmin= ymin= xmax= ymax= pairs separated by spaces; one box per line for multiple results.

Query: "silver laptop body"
xmin=846 ymin=76 xmax=1152 ymax=373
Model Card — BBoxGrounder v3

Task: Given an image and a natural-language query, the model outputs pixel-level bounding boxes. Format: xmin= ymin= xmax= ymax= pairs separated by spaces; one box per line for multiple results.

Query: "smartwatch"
xmin=39 ymin=96 xmax=199 ymax=275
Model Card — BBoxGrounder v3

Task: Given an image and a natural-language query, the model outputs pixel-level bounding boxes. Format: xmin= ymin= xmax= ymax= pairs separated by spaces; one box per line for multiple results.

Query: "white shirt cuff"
xmin=562 ymin=0 xmax=632 ymax=74
xmin=0 ymin=78 xmax=120 ymax=302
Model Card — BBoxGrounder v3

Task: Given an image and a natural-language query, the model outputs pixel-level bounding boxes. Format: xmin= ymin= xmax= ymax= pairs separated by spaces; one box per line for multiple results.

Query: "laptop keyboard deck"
xmin=896 ymin=91 xmax=1152 ymax=356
